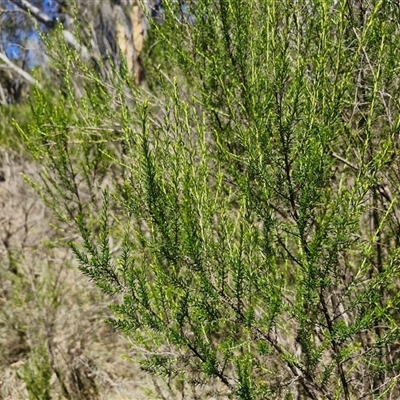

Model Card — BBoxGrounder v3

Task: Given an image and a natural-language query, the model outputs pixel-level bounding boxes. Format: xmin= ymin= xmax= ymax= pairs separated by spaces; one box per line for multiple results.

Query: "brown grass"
xmin=0 ymin=148 xmax=155 ymax=399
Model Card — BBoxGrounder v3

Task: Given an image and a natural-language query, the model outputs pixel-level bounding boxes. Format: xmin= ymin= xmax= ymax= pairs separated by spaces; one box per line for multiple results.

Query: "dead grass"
xmin=0 ymin=147 xmax=157 ymax=399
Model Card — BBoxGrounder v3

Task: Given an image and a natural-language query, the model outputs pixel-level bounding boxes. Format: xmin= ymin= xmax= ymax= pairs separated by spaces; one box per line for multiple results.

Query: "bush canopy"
xmin=20 ymin=1 xmax=400 ymax=398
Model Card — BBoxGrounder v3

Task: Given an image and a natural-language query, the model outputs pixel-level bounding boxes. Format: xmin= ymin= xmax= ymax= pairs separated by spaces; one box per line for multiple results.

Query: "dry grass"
xmin=0 ymin=148 xmax=157 ymax=400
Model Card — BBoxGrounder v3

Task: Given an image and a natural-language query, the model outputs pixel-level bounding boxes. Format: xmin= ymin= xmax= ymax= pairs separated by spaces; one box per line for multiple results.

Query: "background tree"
xmin=0 ymin=0 xmax=153 ymax=105
xmin=0 ymin=2 xmax=43 ymax=104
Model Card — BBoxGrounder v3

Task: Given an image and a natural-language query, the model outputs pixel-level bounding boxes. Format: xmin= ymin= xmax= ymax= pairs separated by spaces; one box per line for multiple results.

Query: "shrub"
xmin=21 ymin=1 xmax=400 ymax=398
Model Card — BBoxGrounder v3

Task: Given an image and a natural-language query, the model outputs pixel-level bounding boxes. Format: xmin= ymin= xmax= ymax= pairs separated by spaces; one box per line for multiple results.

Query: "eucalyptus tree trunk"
xmin=57 ymin=0 xmax=148 ymax=85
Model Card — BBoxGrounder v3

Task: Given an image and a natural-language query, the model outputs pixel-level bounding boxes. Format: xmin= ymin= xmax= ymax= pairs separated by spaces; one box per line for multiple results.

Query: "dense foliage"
xmin=15 ymin=0 xmax=400 ymax=398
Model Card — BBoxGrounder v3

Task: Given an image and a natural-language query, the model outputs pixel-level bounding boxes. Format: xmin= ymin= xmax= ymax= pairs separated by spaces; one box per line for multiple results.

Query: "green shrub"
xmin=20 ymin=345 xmax=52 ymax=400
xmin=20 ymin=1 xmax=400 ymax=398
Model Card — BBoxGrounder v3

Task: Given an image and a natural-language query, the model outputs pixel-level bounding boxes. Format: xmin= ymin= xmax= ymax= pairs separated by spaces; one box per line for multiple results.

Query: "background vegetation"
xmin=2 ymin=0 xmax=400 ymax=399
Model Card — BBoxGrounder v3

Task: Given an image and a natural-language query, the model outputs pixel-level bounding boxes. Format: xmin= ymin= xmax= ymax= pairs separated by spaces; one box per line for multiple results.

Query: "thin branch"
xmin=332 ymin=152 xmax=359 ymax=171
xmin=9 ymin=0 xmax=55 ymax=27
xmin=9 ymin=0 xmax=90 ymax=62
xmin=0 ymin=51 xmax=42 ymax=88
xmin=0 ymin=83 xmax=6 ymax=104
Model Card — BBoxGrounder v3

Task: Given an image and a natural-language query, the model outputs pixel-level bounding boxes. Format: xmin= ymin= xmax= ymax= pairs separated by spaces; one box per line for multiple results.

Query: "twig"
xmin=332 ymin=152 xmax=359 ymax=171
xmin=9 ymin=0 xmax=55 ymax=27
xmin=9 ymin=0 xmax=90 ymax=62
xmin=0 ymin=51 xmax=41 ymax=88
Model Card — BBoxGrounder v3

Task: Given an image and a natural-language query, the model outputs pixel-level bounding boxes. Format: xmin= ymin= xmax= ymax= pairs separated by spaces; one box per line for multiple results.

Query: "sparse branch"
xmin=0 ymin=51 xmax=41 ymax=88
xmin=9 ymin=0 xmax=55 ymax=28
xmin=9 ymin=0 xmax=90 ymax=62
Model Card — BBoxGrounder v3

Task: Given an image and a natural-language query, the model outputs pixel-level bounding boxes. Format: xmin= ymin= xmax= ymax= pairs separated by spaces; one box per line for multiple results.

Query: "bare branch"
xmin=9 ymin=0 xmax=90 ymax=62
xmin=0 ymin=82 xmax=6 ymax=104
xmin=0 ymin=51 xmax=41 ymax=88
xmin=9 ymin=0 xmax=55 ymax=28
xmin=332 ymin=152 xmax=359 ymax=171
